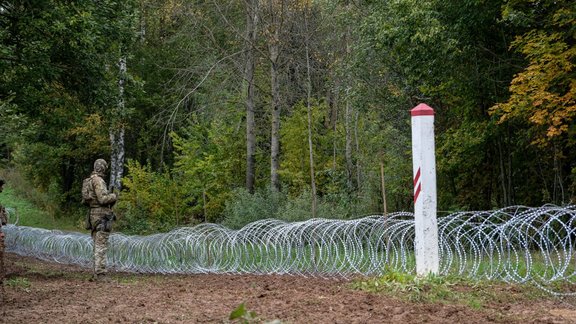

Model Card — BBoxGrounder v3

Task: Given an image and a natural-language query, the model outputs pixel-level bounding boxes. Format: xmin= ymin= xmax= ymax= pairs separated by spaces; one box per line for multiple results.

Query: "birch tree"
xmin=262 ymin=0 xmax=287 ymax=191
xmin=109 ymin=56 xmax=127 ymax=191
xmin=106 ymin=0 xmax=138 ymax=191
xmin=244 ymin=0 xmax=259 ymax=193
xmin=303 ymin=3 xmax=317 ymax=217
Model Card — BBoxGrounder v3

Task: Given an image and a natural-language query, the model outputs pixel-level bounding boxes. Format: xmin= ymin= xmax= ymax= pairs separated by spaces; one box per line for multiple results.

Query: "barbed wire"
xmin=3 ymin=205 xmax=576 ymax=293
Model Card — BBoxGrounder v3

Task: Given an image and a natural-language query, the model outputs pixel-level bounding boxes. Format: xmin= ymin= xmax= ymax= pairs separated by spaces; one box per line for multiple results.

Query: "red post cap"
xmin=411 ymin=103 xmax=435 ymax=116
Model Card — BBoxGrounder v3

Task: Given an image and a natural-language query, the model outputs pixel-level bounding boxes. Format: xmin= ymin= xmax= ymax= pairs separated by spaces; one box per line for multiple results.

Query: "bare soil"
xmin=2 ymin=252 xmax=576 ymax=323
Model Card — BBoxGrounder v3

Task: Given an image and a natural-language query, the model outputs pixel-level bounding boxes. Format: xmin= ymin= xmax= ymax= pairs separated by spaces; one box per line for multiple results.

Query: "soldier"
xmin=85 ymin=159 xmax=118 ymax=282
xmin=0 ymin=178 xmax=7 ymax=298
xmin=0 ymin=178 xmax=6 ymax=227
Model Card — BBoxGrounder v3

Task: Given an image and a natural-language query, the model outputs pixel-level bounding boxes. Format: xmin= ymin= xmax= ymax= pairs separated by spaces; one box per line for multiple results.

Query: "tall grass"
xmin=0 ymin=169 xmax=78 ymax=231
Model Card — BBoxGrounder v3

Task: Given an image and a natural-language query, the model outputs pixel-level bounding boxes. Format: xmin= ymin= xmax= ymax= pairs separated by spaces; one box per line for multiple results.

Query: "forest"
xmin=0 ymin=0 xmax=574 ymax=234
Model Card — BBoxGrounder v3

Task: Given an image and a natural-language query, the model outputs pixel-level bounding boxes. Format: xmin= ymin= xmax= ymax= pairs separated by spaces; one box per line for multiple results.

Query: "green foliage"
xmin=1 ymin=0 xmax=575 ymax=231
xmin=493 ymin=0 xmax=576 ymax=146
xmin=229 ymin=303 xmax=258 ymax=323
xmin=359 ymin=0 xmax=460 ymax=99
xmin=437 ymin=121 xmax=497 ymax=210
xmin=223 ymin=186 xmax=380 ymax=229
xmin=115 ymin=160 xmax=193 ymax=234
xmin=222 ymin=187 xmax=287 ymax=229
xmin=279 ymin=190 xmax=335 ymax=222
xmin=353 ymin=110 xmax=413 ymax=212
xmin=353 ymin=269 xmax=553 ymax=307
xmin=172 ymin=115 xmax=245 ymax=223
xmin=228 ymin=303 xmax=282 ymax=324
xmin=489 ymin=0 xmax=576 ymax=204
xmin=5 ymin=277 xmax=31 ymax=291
xmin=0 ymin=169 xmax=78 ymax=230
xmin=280 ymin=100 xmax=334 ymax=195
xmin=279 ymin=189 xmax=372 ymax=221
xmin=352 ymin=270 xmax=457 ymax=303
xmin=0 ymin=0 xmax=139 ymax=220
xmin=279 ymin=99 xmax=413 ymax=214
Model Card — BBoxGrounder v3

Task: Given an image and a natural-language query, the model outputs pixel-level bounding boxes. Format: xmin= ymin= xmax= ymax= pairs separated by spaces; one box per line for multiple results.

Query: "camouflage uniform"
xmin=87 ymin=160 xmax=117 ymax=280
xmin=0 ymin=179 xmax=6 ymax=298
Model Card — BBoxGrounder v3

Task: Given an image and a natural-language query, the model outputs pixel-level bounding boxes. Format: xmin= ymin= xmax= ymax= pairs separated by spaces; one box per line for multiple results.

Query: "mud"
xmin=1 ymin=253 xmax=576 ymax=323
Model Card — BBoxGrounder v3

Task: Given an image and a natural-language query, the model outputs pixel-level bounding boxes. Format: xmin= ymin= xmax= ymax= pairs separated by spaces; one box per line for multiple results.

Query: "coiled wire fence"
xmin=3 ymin=205 xmax=576 ymax=292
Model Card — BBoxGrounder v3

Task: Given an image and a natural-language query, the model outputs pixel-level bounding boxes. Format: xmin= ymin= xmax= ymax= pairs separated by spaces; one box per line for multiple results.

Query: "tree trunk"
xmin=304 ymin=9 xmax=317 ymax=218
xmin=380 ymin=160 xmax=387 ymax=215
xmin=345 ymin=88 xmax=353 ymax=192
xmin=110 ymin=57 xmax=126 ymax=191
xmin=270 ymin=61 xmax=281 ymax=191
xmin=245 ymin=0 xmax=258 ymax=194
xmin=497 ymin=139 xmax=507 ymax=206
xmin=553 ymin=144 xmax=565 ymax=204
xmin=354 ymin=109 xmax=361 ymax=188
xmin=330 ymin=87 xmax=339 ymax=172
xmin=269 ymin=26 xmax=281 ymax=191
xmin=344 ymin=16 xmax=354 ymax=193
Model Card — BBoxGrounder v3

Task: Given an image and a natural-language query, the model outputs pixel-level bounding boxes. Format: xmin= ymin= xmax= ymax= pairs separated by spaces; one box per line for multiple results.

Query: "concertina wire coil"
xmin=3 ymin=205 xmax=576 ymax=293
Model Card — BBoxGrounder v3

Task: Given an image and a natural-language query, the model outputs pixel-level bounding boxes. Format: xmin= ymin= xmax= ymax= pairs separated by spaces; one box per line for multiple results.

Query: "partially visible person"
xmin=85 ymin=159 xmax=118 ymax=282
xmin=0 ymin=178 xmax=6 ymax=227
xmin=0 ymin=178 xmax=7 ymax=298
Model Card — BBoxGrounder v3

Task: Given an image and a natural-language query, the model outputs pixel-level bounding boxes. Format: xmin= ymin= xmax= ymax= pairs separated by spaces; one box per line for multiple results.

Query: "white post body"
xmin=411 ymin=103 xmax=439 ymax=276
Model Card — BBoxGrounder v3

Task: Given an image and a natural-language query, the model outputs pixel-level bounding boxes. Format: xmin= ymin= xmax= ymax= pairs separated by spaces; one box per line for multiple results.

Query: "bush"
xmin=0 ymin=168 xmax=78 ymax=230
xmin=222 ymin=187 xmax=287 ymax=229
xmin=222 ymin=186 xmax=375 ymax=229
xmin=114 ymin=160 xmax=194 ymax=234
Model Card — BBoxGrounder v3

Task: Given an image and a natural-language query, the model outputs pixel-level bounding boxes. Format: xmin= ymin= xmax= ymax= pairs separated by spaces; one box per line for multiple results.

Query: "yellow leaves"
xmin=67 ymin=113 xmax=109 ymax=154
xmin=526 ymin=100 xmax=576 ymax=140
xmin=546 ymin=126 xmax=562 ymax=138
xmin=68 ymin=113 xmax=104 ymax=136
xmin=529 ymin=109 xmax=547 ymax=125
xmin=490 ymin=17 xmax=575 ymax=147
xmin=552 ymin=8 xmax=575 ymax=27
xmin=547 ymin=103 xmax=576 ymax=138
xmin=387 ymin=83 xmax=403 ymax=97
xmin=288 ymin=0 xmax=313 ymax=11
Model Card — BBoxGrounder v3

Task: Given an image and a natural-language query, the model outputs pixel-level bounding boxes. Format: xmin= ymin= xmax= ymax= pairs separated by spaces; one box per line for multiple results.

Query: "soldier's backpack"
xmin=81 ymin=175 xmax=96 ymax=206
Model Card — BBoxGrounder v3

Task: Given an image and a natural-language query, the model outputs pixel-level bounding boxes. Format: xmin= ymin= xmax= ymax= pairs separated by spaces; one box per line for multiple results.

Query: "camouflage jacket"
xmin=89 ymin=173 xmax=117 ymax=208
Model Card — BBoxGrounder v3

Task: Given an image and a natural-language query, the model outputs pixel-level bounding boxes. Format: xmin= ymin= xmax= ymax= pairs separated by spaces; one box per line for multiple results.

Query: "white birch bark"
xmin=245 ymin=0 xmax=258 ymax=193
xmin=109 ymin=57 xmax=126 ymax=191
xmin=304 ymin=8 xmax=317 ymax=217
xmin=269 ymin=1 xmax=282 ymax=191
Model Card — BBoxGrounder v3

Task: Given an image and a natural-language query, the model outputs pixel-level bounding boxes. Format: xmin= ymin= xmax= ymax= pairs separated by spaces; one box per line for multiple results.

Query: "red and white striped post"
xmin=411 ymin=103 xmax=439 ymax=276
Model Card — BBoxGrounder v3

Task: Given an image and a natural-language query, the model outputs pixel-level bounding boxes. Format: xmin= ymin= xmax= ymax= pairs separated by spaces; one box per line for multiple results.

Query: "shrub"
xmin=222 ymin=187 xmax=287 ymax=229
xmin=114 ymin=160 xmax=194 ymax=234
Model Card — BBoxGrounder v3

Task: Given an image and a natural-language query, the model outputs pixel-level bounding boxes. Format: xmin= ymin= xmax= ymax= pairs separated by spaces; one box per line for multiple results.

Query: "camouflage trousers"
xmin=90 ymin=207 xmax=113 ymax=276
xmin=92 ymin=230 xmax=110 ymax=275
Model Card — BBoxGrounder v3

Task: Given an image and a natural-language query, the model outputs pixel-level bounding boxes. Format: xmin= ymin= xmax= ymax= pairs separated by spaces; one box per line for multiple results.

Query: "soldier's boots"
xmin=90 ymin=273 xmax=114 ymax=283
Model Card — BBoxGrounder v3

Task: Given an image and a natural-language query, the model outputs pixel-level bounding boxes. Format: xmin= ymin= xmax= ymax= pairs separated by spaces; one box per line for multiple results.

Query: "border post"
xmin=411 ymin=103 xmax=439 ymax=275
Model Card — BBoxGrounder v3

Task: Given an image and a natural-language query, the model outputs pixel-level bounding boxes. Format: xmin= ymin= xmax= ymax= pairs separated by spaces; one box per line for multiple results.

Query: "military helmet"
xmin=93 ymin=159 xmax=108 ymax=174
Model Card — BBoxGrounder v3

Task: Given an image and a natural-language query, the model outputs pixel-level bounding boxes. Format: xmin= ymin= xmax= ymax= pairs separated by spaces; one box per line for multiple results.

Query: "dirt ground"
xmin=2 ymin=252 xmax=576 ymax=323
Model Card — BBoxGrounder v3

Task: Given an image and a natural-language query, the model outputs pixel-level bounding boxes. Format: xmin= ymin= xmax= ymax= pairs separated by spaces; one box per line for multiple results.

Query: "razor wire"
xmin=3 ymin=205 xmax=576 ymax=289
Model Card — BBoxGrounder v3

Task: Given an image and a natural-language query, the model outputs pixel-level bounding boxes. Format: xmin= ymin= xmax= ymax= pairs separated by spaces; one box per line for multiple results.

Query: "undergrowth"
xmin=228 ymin=302 xmax=282 ymax=324
xmin=351 ymin=270 xmax=549 ymax=308
xmin=5 ymin=277 xmax=31 ymax=291
xmin=0 ymin=169 xmax=79 ymax=231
